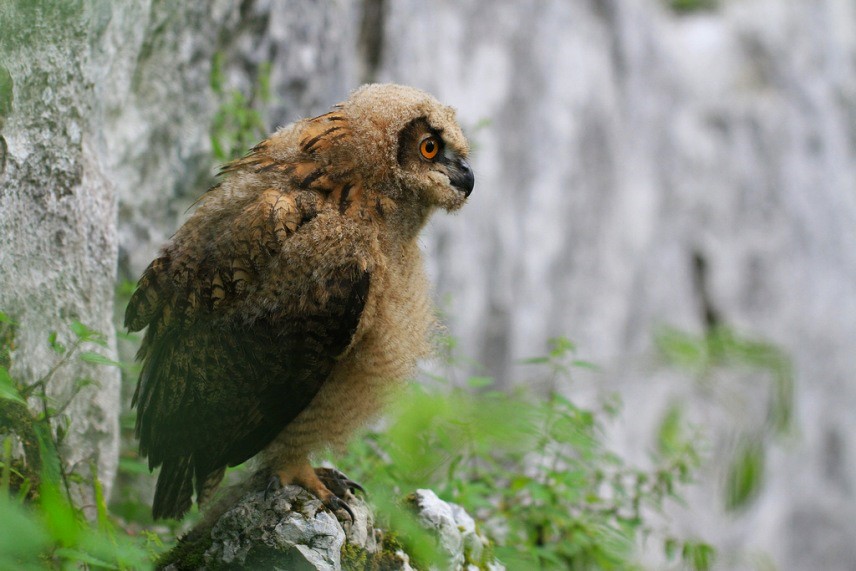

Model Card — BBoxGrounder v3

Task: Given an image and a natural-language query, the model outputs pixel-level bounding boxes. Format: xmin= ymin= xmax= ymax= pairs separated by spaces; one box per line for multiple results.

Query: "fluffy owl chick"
xmin=125 ymin=84 xmax=474 ymax=520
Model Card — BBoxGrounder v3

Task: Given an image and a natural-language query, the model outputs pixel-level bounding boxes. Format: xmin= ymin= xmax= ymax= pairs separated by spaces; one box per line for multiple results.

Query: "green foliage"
xmin=0 ymin=481 xmax=152 ymax=570
xmin=0 ymin=313 xmax=154 ymax=569
xmin=655 ymin=325 xmax=794 ymax=513
xmin=335 ymin=337 xmax=713 ymax=570
xmin=209 ymin=53 xmax=272 ymax=163
xmin=0 ymin=364 xmax=25 ymax=405
xmin=3 ymin=291 xmax=756 ymax=570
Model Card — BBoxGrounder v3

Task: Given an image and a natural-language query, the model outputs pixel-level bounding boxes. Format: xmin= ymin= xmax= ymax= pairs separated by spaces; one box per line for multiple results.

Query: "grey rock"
xmin=411 ymin=489 xmax=464 ymax=568
xmin=204 ymin=486 xmax=345 ymax=570
xmin=411 ymin=489 xmax=501 ymax=571
xmin=162 ymin=485 xmax=496 ymax=571
xmin=416 ymin=490 xmax=464 ymax=569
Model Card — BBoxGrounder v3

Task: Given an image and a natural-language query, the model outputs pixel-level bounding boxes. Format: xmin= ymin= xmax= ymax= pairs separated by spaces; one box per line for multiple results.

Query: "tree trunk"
xmin=0 ymin=1 xmax=121 ymax=507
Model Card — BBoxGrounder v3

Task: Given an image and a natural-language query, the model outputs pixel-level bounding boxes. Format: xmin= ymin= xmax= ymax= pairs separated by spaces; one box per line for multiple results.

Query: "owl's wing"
xmin=124 ymin=138 xmax=370 ymax=519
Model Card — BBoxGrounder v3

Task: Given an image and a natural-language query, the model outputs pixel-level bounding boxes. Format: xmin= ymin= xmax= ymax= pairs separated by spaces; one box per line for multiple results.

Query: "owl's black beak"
xmin=447 ymin=157 xmax=474 ymax=197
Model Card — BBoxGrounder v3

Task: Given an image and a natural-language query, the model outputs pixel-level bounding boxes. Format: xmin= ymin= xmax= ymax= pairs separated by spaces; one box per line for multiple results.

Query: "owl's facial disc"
xmin=395 ymin=116 xmax=473 ymax=212
xmin=415 ymin=132 xmax=473 ymax=196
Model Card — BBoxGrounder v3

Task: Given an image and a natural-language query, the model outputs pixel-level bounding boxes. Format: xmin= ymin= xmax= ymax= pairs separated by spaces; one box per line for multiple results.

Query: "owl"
xmin=124 ymin=84 xmax=474 ymax=520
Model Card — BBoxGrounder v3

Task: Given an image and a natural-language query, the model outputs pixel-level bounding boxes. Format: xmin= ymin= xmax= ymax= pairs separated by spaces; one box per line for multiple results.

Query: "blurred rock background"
xmin=2 ymin=0 xmax=854 ymax=569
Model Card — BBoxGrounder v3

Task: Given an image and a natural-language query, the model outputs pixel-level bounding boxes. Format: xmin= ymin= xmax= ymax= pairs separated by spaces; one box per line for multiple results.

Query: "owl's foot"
xmin=269 ymin=462 xmax=357 ymax=521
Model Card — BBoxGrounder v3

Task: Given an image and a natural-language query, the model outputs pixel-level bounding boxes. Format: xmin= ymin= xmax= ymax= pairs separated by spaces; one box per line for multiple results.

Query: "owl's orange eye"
xmin=419 ymin=136 xmax=441 ymax=160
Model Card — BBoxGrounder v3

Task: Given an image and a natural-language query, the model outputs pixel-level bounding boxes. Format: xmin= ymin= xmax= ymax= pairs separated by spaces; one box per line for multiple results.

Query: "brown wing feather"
xmin=137 ymin=266 xmax=369 ymax=519
xmin=125 ymin=112 xmax=373 ymax=520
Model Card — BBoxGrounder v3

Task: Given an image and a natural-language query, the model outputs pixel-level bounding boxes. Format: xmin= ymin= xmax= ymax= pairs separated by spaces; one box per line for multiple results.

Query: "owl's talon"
xmin=315 ymin=467 xmax=365 ymax=497
xmin=264 ymin=474 xmax=283 ymax=500
xmin=323 ymin=493 xmax=355 ymax=521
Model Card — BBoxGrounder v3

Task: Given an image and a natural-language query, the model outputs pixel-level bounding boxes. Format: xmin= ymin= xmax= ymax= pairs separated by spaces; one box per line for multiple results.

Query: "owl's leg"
xmin=268 ymin=461 xmax=356 ymax=521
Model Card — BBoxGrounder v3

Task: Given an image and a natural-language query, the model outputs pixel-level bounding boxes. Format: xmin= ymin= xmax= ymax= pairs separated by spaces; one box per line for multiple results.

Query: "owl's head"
xmin=339 ymin=83 xmax=474 ymax=213
xmin=223 ymin=84 xmax=473 ymax=239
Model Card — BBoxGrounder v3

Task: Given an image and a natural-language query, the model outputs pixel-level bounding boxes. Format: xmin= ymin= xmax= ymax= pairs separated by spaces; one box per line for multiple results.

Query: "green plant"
xmin=655 ymin=325 xmax=795 ymax=513
xmin=209 ymin=53 xmax=272 ymax=163
xmin=0 ymin=311 xmax=153 ymax=569
xmin=334 ymin=337 xmax=714 ymax=570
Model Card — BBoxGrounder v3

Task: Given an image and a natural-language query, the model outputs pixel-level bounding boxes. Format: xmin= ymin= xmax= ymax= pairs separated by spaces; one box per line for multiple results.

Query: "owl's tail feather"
xmin=196 ymin=464 xmax=226 ymax=508
xmin=152 ymin=455 xmax=195 ymax=520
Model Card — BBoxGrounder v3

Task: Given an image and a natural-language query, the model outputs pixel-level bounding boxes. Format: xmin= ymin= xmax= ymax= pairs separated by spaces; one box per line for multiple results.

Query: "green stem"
xmin=1 ymin=436 xmax=11 ymax=496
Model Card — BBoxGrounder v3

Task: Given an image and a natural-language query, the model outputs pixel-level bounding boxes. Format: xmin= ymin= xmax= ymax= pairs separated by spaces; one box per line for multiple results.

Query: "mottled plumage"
xmin=125 ymin=84 xmax=474 ymax=520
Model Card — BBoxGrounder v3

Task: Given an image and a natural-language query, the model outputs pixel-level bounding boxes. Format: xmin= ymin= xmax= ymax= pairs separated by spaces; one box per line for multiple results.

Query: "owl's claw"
xmin=314 ymin=468 xmax=360 ymax=521
xmin=323 ymin=493 xmax=355 ymax=521
xmin=264 ymin=474 xmax=282 ymax=501
xmin=315 ymin=467 xmax=365 ymax=497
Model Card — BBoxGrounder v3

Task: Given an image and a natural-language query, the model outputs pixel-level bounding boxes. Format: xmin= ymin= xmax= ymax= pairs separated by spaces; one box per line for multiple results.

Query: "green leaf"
xmin=664 ymin=537 xmax=679 ymax=560
xmin=0 ymin=366 xmax=24 ymax=404
xmin=682 ymin=541 xmax=716 ymax=571
xmin=528 ymin=482 xmax=553 ymax=504
xmin=70 ymin=321 xmax=107 ymax=346
xmin=520 ymin=356 xmax=550 ymax=365
xmin=669 ymin=0 xmax=719 ymax=14
xmin=39 ymin=479 xmax=81 ymax=546
xmin=655 ymin=327 xmax=707 ymax=369
xmin=1 ymin=437 xmax=12 ymax=494
xmin=91 ymin=465 xmax=111 ymax=534
xmin=74 ymin=377 xmax=99 ymax=391
xmin=79 ymin=352 xmax=121 ymax=367
xmin=725 ymin=441 xmax=765 ymax=512
xmin=548 ymin=336 xmax=576 ymax=355
xmin=0 ymin=311 xmax=15 ymax=325
xmin=48 ymin=331 xmax=66 ymax=354
xmin=768 ymin=366 xmax=795 ymax=435
xmin=656 ymin=403 xmax=685 ymax=459
xmin=0 ymin=497 xmax=50 ymax=567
